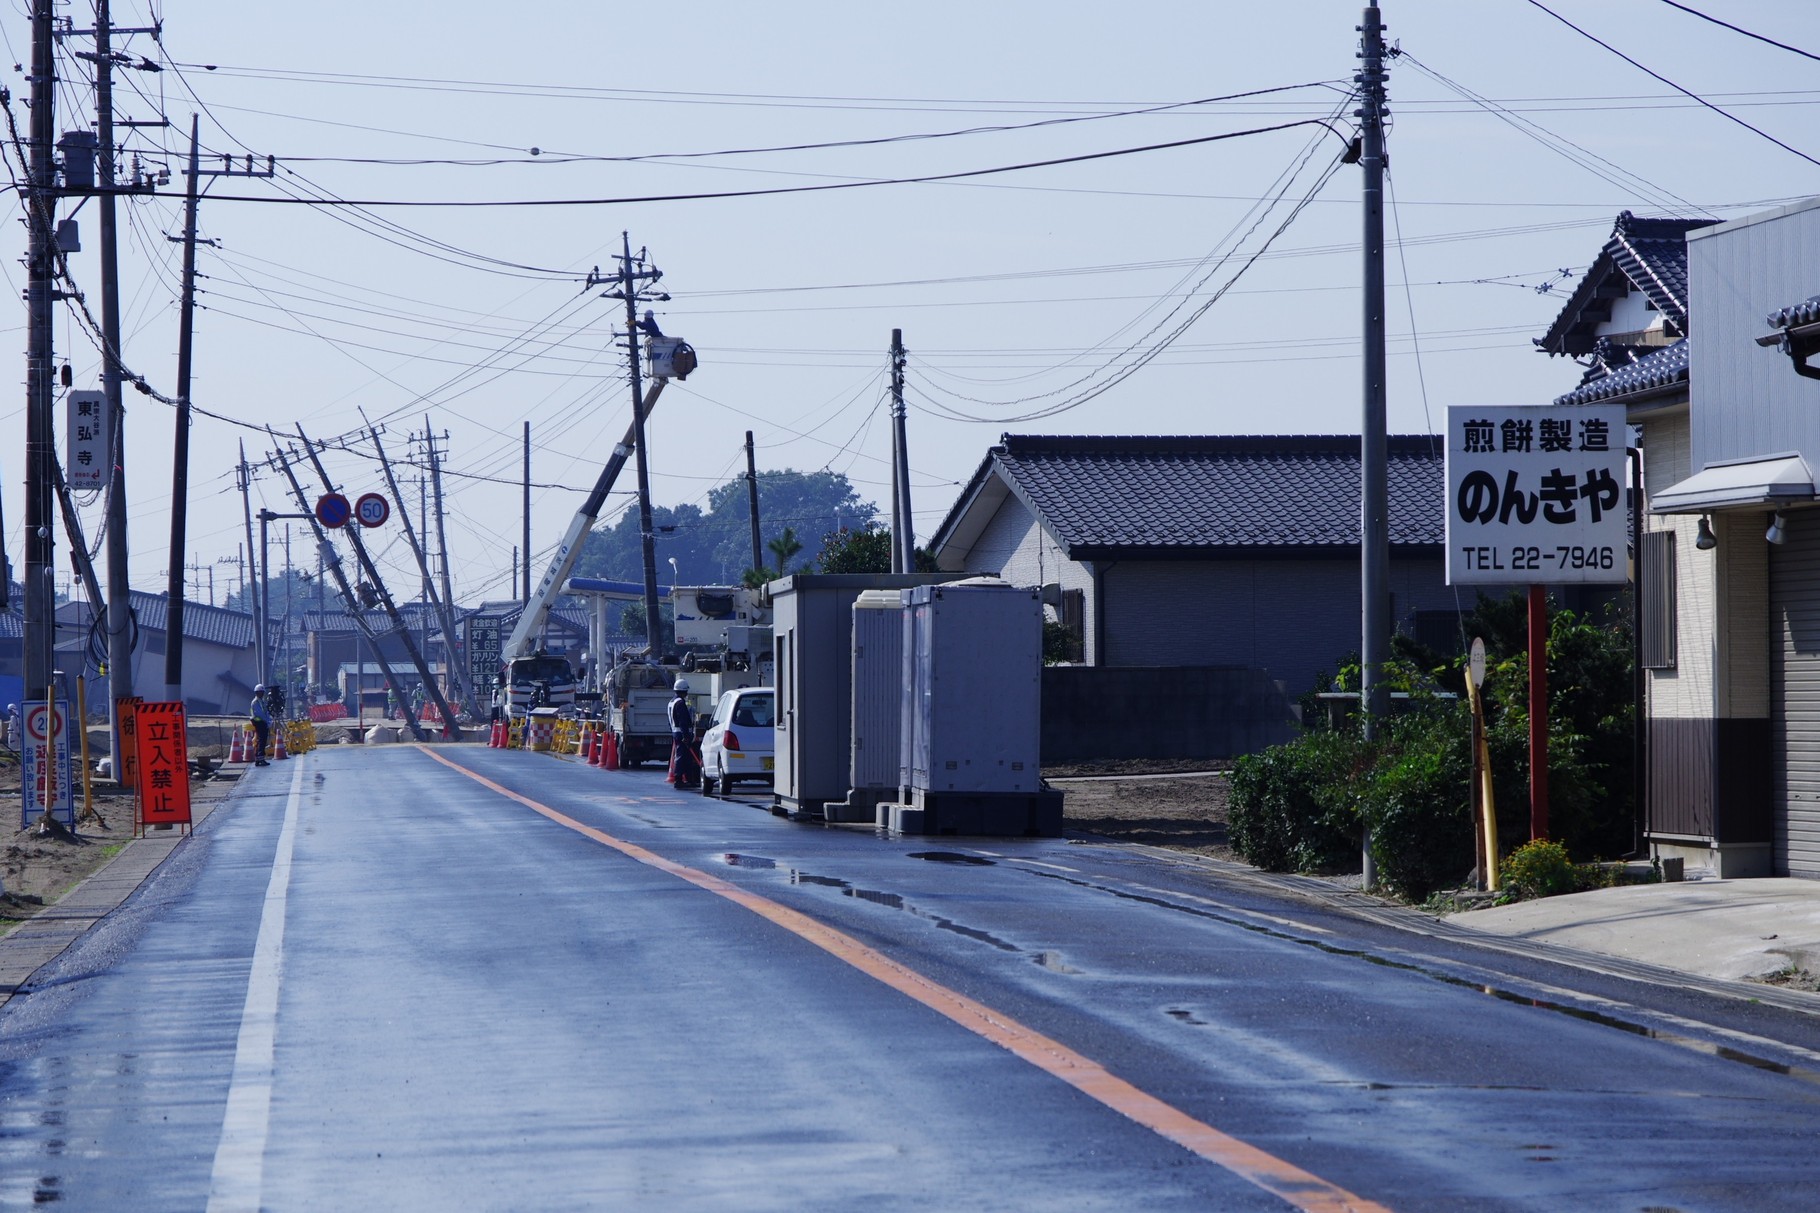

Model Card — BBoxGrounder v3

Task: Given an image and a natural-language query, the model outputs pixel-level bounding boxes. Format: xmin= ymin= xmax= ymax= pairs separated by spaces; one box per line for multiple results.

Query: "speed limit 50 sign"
xmin=355 ymin=492 xmax=390 ymax=528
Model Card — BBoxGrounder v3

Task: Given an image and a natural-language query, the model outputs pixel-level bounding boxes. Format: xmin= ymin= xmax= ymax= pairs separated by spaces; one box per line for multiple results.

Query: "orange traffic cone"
xmin=273 ymin=727 xmax=289 ymax=761
xmin=603 ymin=730 xmax=619 ymax=771
xmin=229 ymin=726 xmax=245 ymax=763
xmin=586 ymin=726 xmax=601 ymax=766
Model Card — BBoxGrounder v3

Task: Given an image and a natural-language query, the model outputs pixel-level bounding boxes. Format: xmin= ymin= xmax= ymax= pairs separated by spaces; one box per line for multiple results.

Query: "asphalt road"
xmin=3 ymin=745 xmax=1819 ymax=1211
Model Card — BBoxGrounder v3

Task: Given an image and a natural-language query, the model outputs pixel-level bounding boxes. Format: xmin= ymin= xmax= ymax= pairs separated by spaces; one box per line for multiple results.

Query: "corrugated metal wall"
xmin=1772 ymin=510 xmax=1820 ymax=877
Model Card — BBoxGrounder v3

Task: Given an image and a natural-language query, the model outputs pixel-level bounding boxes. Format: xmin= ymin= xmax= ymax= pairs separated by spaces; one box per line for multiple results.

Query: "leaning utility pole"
xmin=296 ymin=428 xmax=462 ymax=740
xmin=888 ymin=329 xmax=913 ymax=574
xmin=268 ymin=442 xmax=419 ymax=737
xmin=607 ymin=233 xmax=669 ymax=654
xmin=1357 ymin=4 xmax=1391 ymax=889
xmin=521 ymin=421 xmax=531 ymax=605
xmin=22 ymin=0 xmax=58 ymax=697
xmin=372 ymin=421 xmax=472 ymax=714
xmin=238 ymin=444 xmax=264 ymax=684
xmin=160 ymin=116 xmax=202 ymax=701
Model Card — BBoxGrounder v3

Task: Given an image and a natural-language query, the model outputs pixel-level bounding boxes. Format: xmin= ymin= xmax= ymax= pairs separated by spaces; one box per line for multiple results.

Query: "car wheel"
xmin=700 ymin=766 xmax=715 ymax=796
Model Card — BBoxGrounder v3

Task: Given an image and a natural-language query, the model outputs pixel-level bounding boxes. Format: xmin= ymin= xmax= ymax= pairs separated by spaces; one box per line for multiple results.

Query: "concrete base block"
xmin=825 ymin=787 xmax=889 ymax=824
xmin=365 ymin=725 xmax=398 ymax=745
xmin=893 ymin=787 xmax=1064 ymax=837
xmin=883 ymin=803 xmax=926 ymax=835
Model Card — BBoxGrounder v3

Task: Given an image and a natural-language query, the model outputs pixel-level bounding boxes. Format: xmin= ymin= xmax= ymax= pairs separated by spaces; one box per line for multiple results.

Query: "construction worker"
xmin=668 ymin=678 xmax=700 ymax=789
xmin=249 ymin=685 xmax=272 ymax=767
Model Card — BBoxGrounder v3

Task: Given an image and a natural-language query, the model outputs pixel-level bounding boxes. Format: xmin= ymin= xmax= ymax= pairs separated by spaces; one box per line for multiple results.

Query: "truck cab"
xmin=496 ymin=652 xmax=577 ymax=719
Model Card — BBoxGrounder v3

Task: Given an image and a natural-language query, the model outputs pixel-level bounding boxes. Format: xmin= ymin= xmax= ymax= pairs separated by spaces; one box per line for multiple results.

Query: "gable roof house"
xmin=1536 ymin=205 xmax=1820 ymax=879
xmin=928 ymin=435 xmax=1457 ymax=756
xmin=56 ymin=591 xmax=262 ymax=715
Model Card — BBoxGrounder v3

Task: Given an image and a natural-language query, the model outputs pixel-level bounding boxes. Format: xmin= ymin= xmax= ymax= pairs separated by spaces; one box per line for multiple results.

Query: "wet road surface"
xmin=3 ymin=745 xmax=1819 ymax=1211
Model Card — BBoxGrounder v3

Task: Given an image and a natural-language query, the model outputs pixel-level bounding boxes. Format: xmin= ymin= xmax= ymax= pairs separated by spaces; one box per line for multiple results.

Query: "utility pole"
xmin=521 ymin=421 xmax=531 ymax=605
xmin=86 ymin=0 xmax=163 ymax=782
xmin=160 ymin=116 xmax=201 ymax=701
xmin=295 ymin=427 xmax=462 ymax=739
xmin=269 ymin=442 xmax=416 ymax=736
xmin=601 ymin=233 xmax=669 ymax=655
xmin=1357 ymin=3 xmax=1391 ymax=889
xmin=22 ymin=0 xmax=58 ymax=700
xmin=425 ymin=418 xmax=454 ymax=621
xmin=374 ymin=421 xmax=472 ymax=714
xmin=745 ymin=431 xmax=762 ymax=575
xmin=238 ymin=443 xmax=264 ymax=683
xmin=160 ymin=123 xmax=273 ymax=702
xmin=889 ymin=329 xmax=913 ymax=574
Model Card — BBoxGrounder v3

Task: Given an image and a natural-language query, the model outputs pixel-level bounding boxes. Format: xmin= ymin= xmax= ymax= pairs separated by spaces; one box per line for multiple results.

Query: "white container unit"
xmin=849 ymin=590 xmax=907 ymax=796
xmin=901 ymin=578 xmax=1042 ymax=796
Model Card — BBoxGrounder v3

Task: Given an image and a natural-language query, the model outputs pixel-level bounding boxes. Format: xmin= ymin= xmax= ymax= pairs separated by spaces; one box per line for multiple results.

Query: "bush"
xmin=1500 ymin=839 xmax=1577 ymax=899
xmin=1358 ymin=706 xmax=1474 ymax=902
xmin=1228 ymin=729 xmax=1371 ymax=874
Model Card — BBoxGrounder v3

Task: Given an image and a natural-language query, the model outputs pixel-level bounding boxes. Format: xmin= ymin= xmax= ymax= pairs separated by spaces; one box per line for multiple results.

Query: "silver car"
xmin=700 ymin=688 xmax=776 ymax=796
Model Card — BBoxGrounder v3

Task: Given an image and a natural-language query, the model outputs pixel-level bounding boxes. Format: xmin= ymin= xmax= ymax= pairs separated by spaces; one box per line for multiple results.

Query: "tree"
xmin=574 ymin=468 xmax=878 ymax=586
xmin=814 ymin=524 xmax=939 ymax=575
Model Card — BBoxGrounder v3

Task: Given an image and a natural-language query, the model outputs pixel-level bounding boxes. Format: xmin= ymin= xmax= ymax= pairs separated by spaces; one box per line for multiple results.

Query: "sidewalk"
xmin=1446 ymin=876 xmax=1820 ymax=984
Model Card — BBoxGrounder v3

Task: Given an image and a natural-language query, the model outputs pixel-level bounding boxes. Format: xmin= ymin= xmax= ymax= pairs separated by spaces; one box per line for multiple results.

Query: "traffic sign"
xmin=316 ymin=492 xmax=352 ymax=529
xmin=355 ymin=492 xmax=390 ymax=528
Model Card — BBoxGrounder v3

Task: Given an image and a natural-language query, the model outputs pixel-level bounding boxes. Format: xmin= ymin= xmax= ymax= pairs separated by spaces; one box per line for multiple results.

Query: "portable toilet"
xmin=770 ymin=573 xmax=956 ymax=820
xmin=891 ymin=578 xmax=1062 ymax=836
xmin=830 ymin=589 xmax=908 ymax=824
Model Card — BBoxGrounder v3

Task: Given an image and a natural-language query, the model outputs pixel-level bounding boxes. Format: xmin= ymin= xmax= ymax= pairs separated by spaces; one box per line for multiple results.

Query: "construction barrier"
xmin=527 ymin=716 xmax=556 ymax=752
xmin=507 ymin=718 xmax=525 ymax=749
xmin=286 ymin=721 xmax=316 ymax=754
xmin=309 ymin=703 xmax=346 ymax=723
xmin=552 ymin=719 xmax=581 ymax=755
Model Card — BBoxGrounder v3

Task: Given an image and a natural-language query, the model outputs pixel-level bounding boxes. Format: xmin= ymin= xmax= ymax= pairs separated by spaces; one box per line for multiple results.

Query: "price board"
xmin=1445 ymin=404 xmax=1629 ymax=586
xmin=467 ymin=616 xmax=502 ymax=696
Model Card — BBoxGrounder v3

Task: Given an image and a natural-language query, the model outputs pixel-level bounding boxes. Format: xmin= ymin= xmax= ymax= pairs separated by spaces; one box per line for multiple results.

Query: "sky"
xmin=3 ymin=0 xmax=1819 ymax=612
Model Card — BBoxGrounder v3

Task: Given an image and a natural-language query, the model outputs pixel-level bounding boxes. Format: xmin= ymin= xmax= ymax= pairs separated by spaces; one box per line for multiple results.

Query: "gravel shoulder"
xmin=1050 ymin=760 xmax=1235 ymax=863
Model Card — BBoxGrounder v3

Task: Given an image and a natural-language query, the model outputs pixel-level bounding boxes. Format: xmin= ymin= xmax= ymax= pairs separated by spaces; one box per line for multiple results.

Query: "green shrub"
xmin=1357 ymin=706 xmax=1474 ymax=902
xmin=1228 ymin=729 xmax=1370 ymax=873
xmin=1500 ymin=839 xmax=1577 ymax=899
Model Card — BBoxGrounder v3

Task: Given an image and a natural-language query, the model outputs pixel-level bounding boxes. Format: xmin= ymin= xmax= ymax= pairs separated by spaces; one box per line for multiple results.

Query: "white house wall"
xmin=1687 ymin=198 xmax=1820 ymax=463
xmin=1644 ymin=412 xmax=1715 ymax=721
xmin=971 ymin=492 xmax=1099 ymax=663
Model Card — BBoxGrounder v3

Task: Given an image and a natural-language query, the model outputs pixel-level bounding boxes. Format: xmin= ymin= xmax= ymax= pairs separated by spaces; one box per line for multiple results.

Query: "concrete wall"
xmin=1040 ymin=665 xmax=1298 ymax=762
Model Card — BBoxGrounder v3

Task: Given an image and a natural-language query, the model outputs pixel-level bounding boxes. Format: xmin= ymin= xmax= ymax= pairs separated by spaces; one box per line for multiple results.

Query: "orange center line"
xmin=420 ymin=746 xmax=1394 ymax=1213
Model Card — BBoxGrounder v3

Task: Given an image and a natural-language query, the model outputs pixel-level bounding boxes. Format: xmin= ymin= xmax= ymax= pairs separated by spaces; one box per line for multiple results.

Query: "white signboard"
xmin=65 ymin=389 xmax=112 ymax=491
xmin=19 ymin=699 xmax=75 ymax=827
xmin=1445 ymin=404 xmax=1628 ymax=585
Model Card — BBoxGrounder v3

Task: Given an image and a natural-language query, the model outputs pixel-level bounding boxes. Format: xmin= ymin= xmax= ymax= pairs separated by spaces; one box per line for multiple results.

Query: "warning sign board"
xmin=19 ymin=700 xmax=74 ymax=828
xmin=133 ymin=701 xmax=192 ymax=833
xmin=115 ymin=696 xmax=142 ymax=792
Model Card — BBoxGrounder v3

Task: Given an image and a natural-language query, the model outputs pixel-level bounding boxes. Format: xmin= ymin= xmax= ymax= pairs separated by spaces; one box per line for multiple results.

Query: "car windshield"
xmin=732 ymin=695 xmax=774 ymax=728
xmin=512 ymin=657 xmax=571 ymax=683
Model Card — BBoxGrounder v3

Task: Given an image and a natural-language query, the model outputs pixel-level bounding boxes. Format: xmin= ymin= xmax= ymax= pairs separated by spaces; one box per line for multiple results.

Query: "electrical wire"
xmin=1654 ymin=1 xmax=1820 ymax=64
xmin=1525 ymin=0 xmax=1820 ymax=169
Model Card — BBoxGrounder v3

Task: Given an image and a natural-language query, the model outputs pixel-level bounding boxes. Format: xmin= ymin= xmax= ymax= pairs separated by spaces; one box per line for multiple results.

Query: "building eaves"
xmin=1536 ymin=212 xmax=1716 ymax=358
xmin=1553 ymin=338 xmax=1688 ymax=407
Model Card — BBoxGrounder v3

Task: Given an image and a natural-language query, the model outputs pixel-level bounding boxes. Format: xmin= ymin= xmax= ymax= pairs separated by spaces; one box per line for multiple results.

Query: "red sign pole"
xmin=1528 ymin=584 xmax=1549 ymax=841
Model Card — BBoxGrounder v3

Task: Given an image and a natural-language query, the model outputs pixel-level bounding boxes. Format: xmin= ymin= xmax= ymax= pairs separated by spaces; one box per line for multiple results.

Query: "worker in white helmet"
xmin=248 ymin=684 xmax=272 ymax=767
xmin=668 ymin=678 xmax=699 ymax=789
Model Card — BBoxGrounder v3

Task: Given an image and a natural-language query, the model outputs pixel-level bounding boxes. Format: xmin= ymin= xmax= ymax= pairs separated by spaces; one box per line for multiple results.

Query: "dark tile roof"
xmin=59 ymin=591 xmax=257 ymax=648
xmin=1553 ymin=338 xmax=1688 ymax=406
xmin=0 ymin=607 xmax=21 ymax=640
xmin=1536 ymin=211 xmax=1717 ymax=359
xmin=1767 ymin=295 xmax=1820 ymax=331
xmin=936 ymin=434 xmax=1445 ymax=559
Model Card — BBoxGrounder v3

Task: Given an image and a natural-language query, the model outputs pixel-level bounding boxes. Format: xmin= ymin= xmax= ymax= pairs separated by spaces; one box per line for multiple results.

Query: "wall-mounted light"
xmin=1767 ymin=511 xmax=1790 ymax=545
xmin=1696 ymin=515 xmax=1719 ymax=550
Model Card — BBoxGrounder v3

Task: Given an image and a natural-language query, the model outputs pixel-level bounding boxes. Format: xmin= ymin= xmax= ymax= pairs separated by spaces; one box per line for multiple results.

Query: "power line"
xmin=1525 ymin=0 xmax=1820 ymax=169
xmin=1654 ymin=1 xmax=1820 ymax=63
xmin=122 ymin=120 xmax=1352 ymax=208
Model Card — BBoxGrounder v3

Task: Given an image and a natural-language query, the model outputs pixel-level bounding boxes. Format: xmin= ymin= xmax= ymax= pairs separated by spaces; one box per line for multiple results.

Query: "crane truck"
xmin=494 ymin=335 xmax=696 ymax=720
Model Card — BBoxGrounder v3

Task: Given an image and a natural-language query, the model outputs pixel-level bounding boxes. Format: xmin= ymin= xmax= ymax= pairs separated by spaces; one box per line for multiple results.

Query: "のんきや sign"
xmin=1444 ymin=404 xmax=1630 ymax=586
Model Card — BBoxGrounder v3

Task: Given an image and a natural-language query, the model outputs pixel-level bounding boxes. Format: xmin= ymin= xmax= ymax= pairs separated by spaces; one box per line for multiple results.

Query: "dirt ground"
xmin=1049 ymin=759 xmax=1235 ymax=862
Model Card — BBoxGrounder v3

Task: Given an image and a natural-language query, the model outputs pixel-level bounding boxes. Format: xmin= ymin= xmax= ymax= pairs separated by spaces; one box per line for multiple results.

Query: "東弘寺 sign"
xmin=1445 ymin=404 xmax=1629 ymax=586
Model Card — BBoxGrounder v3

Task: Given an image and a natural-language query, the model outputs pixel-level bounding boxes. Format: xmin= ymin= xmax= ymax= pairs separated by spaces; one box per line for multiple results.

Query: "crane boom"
xmin=503 ymin=378 xmax=667 ymax=662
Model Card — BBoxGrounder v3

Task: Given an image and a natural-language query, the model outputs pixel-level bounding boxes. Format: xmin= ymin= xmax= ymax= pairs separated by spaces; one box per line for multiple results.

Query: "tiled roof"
xmin=1767 ymin=295 xmax=1820 ymax=331
xmin=59 ymin=591 xmax=257 ymax=648
xmin=937 ymin=434 xmax=1445 ymax=558
xmin=0 ymin=607 xmax=21 ymax=640
xmin=1553 ymin=338 xmax=1689 ymax=406
xmin=1536 ymin=211 xmax=1717 ymax=359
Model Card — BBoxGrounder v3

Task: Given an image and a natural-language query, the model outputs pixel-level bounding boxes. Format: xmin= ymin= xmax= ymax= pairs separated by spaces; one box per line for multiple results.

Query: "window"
xmin=1641 ymin=530 xmax=1676 ymax=669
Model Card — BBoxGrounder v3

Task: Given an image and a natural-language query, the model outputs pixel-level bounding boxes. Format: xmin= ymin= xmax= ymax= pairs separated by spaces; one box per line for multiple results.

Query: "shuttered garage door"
xmin=1772 ymin=512 xmax=1820 ymax=878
